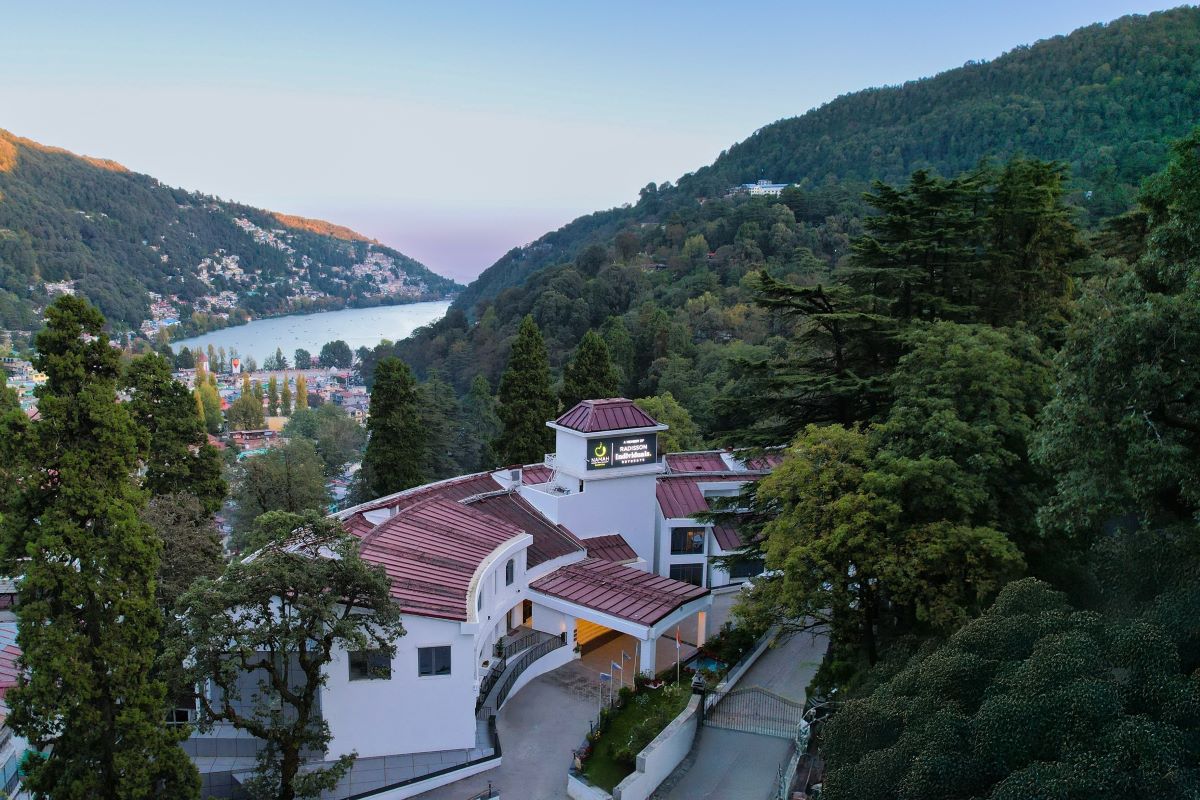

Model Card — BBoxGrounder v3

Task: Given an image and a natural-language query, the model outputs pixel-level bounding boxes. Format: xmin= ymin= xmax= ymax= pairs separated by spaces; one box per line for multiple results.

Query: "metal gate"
xmin=702 ymin=686 xmax=806 ymax=739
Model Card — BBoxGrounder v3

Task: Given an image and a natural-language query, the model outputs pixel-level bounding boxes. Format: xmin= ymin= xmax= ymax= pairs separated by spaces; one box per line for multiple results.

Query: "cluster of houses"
xmin=0 ymin=357 xmax=45 ymax=417
xmin=139 ymin=292 xmax=183 ymax=337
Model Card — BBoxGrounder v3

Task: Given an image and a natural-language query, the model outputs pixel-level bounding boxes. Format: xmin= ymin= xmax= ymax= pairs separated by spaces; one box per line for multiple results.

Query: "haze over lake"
xmin=173 ymin=301 xmax=451 ymax=364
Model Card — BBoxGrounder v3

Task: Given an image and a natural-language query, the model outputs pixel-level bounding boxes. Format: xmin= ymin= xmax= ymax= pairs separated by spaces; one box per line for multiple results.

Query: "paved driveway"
xmin=415 ymin=661 xmax=597 ymax=800
xmin=654 ymin=627 xmax=828 ymax=800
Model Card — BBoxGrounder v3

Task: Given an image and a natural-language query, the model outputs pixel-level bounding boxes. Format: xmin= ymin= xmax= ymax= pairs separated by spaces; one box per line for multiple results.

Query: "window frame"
xmin=348 ymin=649 xmax=393 ymax=681
xmin=670 ymin=526 xmax=706 ymax=555
xmin=669 ymin=563 xmax=705 ymax=587
xmin=505 ymin=558 xmax=515 ymax=586
xmin=417 ymin=645 xmax=453 ymax=678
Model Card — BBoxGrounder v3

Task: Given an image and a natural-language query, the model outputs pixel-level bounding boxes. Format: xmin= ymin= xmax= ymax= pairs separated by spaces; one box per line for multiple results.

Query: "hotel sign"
xmin=587 ymin=434 xmax=658 ymax=470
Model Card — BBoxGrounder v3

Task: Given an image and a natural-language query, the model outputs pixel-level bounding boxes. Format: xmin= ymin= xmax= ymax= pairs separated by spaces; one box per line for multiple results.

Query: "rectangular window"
xmin=669 ymin=563 xmax=704 ymax=586
xmin=349 ymin=649 xmax=392 ymax=681
xmin=729 ymin=558 xmax=764 ymax=580
xmin=418 ymin=645 xmax=452 ymax=677
xmin=670 ymin=527 xmax=706 ymax=555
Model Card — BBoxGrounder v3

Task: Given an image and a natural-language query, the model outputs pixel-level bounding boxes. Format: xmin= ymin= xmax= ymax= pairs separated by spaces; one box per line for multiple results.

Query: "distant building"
xmin=731 ymin=178 xmax=791 ymax=197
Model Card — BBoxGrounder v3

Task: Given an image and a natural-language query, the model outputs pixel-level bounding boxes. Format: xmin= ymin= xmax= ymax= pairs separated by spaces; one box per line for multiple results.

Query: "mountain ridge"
xmin=454 ymin=6 xmax=1200 ymax=315
xmin=0 ymin=128 xmax=460 ymax=342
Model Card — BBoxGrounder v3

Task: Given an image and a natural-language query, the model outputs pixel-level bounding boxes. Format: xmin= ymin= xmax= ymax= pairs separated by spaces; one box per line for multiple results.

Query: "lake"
xmin=172 ymin=301 xmax=450 ymax=364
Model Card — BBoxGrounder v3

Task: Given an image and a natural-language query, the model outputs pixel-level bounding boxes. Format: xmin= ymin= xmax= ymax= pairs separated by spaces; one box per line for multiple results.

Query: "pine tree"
xmin=281 ymin=376 xmax=293 ymax=416
xmin=195 ymin=379 xmax=223 ymax=435
xmin=126 ymin=352 xmax=227 ymax=514
xmin=0 ymin=296 xmax=199 ymax=798
xmin=560 ymin=329 xmax=621 ymax=410
xmin=358 ymin=357 xmax=427 ymax=499
xmin=494 ymin=315 xmax=557 ymax=465
xmin=295 ymin=373 xmax=309 ymax=411
xmin=419 ymin=372 xmax=463 ymax=481
xmin=459 ymin=375 xmax=501 ymax=472
xmin=268 ymin=374 xmax=279 ymax=416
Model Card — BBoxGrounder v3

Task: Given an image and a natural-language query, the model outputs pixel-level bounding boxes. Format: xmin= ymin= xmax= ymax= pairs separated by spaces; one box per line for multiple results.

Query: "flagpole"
xmin=675 ymin=626 xmax=681 ymax=685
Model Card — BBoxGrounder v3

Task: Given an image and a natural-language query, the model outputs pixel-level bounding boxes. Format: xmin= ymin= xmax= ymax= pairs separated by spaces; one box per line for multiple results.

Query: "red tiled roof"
xmin=656 ymin=475 xmax=746 ymax=519
xmin=743 ymin=451 xmax=786 ymax=470
xmin=343 ymin=512 xmax=374 ymax=538
xmin=554 ymin=398 xmax=661 ymax=433
xmin=465 ymin=492 xmax=584 ymax=568
xmin=712 ymin=523 xmax=745 ymax=552
xmin=666 ymin=452 xmax=729 ymax=472
xmin=0 ymin=622 xmax=19 ymax=701
xmin=585 ymin=534 xmax=638 ymax=564
xmin=357 ymin=497 xmax=525 ymax=621
xmin=521 ymin=464 xmax=553 ymax=485
xmin=530 ymin=558 xmax=706 ymax=625
xmin=350 ymin=472 xmax=503 ymax=516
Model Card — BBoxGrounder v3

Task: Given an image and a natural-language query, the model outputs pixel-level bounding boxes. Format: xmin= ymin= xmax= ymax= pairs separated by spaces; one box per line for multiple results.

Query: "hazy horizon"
xmin=1 ymin=1 xmax=1180 ymax=283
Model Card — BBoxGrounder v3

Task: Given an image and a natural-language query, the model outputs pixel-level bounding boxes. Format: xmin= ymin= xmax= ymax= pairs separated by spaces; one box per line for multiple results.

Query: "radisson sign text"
xmin=586 ymin=434 xmax=658 ymax=470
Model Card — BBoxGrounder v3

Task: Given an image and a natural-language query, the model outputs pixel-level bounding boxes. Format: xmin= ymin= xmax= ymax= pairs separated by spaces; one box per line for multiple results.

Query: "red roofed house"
xmin=186 ymin=398 xmax=776 ymax=799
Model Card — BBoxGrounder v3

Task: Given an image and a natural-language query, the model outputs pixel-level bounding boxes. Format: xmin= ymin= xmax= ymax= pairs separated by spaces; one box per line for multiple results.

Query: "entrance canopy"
xmin=529 ymin=558 xmax=710 ymax=640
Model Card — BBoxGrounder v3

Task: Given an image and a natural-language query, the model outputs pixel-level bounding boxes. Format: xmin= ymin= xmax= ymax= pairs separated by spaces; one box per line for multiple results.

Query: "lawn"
xmin=581 ymin=682 xmax=690 ymax=791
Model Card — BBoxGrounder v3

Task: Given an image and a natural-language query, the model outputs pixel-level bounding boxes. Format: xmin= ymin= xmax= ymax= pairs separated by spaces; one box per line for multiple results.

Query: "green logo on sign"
xmin=594 ymin=442 xmax=608 ymax=458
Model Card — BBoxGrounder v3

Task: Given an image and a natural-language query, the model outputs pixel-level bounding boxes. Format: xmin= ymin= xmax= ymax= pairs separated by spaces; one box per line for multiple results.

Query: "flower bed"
xmin=579 ymin=683 xmax=690 ymax=791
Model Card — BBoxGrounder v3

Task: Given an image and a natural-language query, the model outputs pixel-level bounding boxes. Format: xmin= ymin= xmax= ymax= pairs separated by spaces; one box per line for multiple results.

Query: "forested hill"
xmin=0 ymin=129 xmax=460 ymax=338
xmin=455 ymin=6 xmax=1200 ymax=314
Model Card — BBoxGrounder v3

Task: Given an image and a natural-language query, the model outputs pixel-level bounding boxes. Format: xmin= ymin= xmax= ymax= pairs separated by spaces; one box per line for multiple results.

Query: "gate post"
xmin=692 ymin=672 xmax=708 ymax=723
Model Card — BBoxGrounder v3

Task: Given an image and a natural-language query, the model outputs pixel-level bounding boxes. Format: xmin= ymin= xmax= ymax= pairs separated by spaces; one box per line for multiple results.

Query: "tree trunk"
xmin=278 ymin=744 xmax=300 ymax=800
xmin=861 ymin=586 xmax=879 ymax=666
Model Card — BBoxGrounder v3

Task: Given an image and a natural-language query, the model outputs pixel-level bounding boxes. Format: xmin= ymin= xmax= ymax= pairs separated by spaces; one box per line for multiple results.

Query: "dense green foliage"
xmin=358 ymin=357 xmax=427 ymax=499
xmin=284 ymin=404 xmax=366 ymax=477
xmin=125 ymin=352 xmax=227 ymax=514
xmin=765 ymin=129 xmax=1200 ymax=796
xmin=494 ymin=315 xmax=557 ymax=465
xmin=0 ymin=128 xmax=458 ymax=332
xmin=1035 ymin=128 xmax=1200 ymax=541
xmin=821 ymin=574 xmax=1200 ymax=799
xmin=143 ymin=492 xmax=224 ymax=612
xmin=0 ymin=296 xmax=198 ymax=798
xmin=233 ymin=440 xmax=330 ymax=547
xmin=165 ymin=521 xmax=405 ymax=800
xmin=455 ymin=7 xmax=1200 ymax=315
xmin=560 ymin=329 xmax=620 ymax=409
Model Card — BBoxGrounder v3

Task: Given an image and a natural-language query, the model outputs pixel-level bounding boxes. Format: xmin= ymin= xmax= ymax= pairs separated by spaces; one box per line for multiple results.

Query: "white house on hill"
xmin=190 ymin=398 xmax=778 ymax=799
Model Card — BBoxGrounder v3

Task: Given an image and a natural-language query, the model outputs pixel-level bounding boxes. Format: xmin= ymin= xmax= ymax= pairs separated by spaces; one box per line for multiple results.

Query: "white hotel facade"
xmin=189 ymin=399 xmax=777 ymax=799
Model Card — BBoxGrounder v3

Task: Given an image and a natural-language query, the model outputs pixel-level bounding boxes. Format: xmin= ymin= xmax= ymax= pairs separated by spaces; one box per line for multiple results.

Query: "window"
xmin=418 ymin=645 xmax=452 ymax=677
xmin=670 ymin=527 xmax=706 ymax=555
xmin=477 ymin=588 xmax=484 ymax=612
xmin=349 ymin=649 xmax=392 ymax=681
xmin=729 ymin=558 xmax=764 ymax=580
xmin=505 ymin=558 xmax=515 ymax=586
xmin=670 ymin=563 xmax=704 ymax=586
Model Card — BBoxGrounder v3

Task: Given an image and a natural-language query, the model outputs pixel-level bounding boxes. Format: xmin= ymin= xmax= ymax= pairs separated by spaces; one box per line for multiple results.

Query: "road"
xmin=415 ymin=660 xmax=597 ymax=800
xmin=654 ymin=627 xmax=828 ymax=800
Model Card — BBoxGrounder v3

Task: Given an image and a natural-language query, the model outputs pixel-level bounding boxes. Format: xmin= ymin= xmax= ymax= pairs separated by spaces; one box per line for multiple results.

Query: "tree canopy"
xmin=0 ymin=295 xmax=198 ymax=798
xmin=165 ymin=520 xmax=405 ymax=800
xmin=494 ymin=315 xmax=557 ymax=465
xmin=358 ymin=357 xmax=427 ymax=500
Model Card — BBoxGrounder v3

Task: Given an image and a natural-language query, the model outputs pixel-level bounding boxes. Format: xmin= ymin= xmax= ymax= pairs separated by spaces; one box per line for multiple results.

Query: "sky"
xmin=0 ymin=1 xmax=1182 ymax=282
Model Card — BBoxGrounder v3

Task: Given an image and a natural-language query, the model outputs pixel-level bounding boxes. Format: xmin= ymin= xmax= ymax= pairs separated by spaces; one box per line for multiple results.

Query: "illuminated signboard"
xmin=586 ymin=434 xmax=658 ymax=470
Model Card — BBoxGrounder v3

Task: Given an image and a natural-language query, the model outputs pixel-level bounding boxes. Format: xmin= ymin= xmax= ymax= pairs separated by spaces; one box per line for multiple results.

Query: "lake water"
xmin=172 ymin=301 xmax=450 ymax=364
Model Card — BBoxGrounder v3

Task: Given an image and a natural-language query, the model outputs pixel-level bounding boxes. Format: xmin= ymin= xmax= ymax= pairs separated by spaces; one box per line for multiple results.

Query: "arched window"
xmin=505 ymin=558 xmax=515 ymax=586
xmin=476 ymin=587 xmax=483 ymax=612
